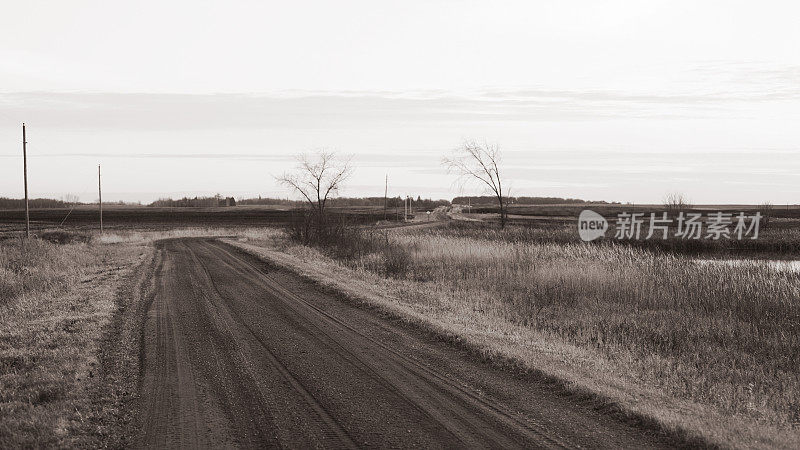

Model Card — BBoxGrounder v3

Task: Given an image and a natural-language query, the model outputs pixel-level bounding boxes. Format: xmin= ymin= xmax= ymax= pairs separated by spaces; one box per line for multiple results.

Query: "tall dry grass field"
xmin=322 ymin=224 xmax=800 ymax=435
xmin=0 ymin=238 xmax=95 ymax=303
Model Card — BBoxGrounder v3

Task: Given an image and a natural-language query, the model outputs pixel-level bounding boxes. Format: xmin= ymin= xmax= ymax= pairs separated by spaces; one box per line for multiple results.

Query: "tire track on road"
xmin=186 ymin=241 xmax=358 ymax=449
xmin=203 ymin=239 xmax=570 ymax=449
xmin=133 ymin=238 xmax=674 ymax=449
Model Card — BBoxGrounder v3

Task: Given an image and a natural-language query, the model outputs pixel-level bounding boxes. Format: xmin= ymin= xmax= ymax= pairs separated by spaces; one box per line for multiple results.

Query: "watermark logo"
xmin=578 ymin=210 xmax=762 ymax=241
xmin=578 ymin=209 xmax=608 ymax=241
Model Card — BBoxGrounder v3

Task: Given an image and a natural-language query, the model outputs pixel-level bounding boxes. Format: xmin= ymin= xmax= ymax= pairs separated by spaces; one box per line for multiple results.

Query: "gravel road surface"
xmin=134 ymin=238 xmax=672 ymax=448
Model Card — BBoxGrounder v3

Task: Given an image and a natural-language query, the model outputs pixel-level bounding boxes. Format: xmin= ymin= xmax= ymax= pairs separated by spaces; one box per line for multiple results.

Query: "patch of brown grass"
xmin=0 ymin=238 xmax=96 ymax=304
xmin=0 ymin=237 xmax=150 ymax=447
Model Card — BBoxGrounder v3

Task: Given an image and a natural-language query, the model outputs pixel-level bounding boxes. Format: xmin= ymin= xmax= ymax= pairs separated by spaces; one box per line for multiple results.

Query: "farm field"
xmin=455 ymin=203 xmax=800 ymax=258
xmin=0 ymin=204 xmax=390 ymax=235
xmin=3 ymin=202 xmax=799 ymax=234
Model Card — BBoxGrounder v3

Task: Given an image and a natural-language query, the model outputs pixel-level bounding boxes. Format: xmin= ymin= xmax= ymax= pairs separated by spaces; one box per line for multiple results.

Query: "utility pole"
xmin=98 ymin=164 xmax=103 ymax=233
xmin=404 ymin=195 xmax=407 ymax=222
xmin=383 ymin=174 xmax=388 ymax=220
xmin=22 ymin=123 xmax=30 ymax=238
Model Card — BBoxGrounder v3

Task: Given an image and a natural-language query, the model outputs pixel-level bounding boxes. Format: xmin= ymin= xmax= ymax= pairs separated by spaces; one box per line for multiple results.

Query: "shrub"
xmin=39 ymin=231 xmax=92 ymax=245
xmin=285 ymin=212 xmax=411 ymax=278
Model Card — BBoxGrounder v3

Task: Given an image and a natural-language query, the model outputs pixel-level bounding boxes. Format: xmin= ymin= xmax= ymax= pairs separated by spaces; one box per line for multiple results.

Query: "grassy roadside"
xmin=3 ymin=224 xmax=796 ymax=447
xmin=0 ymin=236 xmax=151 ymax=447
xmin=0 ymin=227 xmax=271 ymax=447
xmin=223 ymin=227 xmax=800 ymax=449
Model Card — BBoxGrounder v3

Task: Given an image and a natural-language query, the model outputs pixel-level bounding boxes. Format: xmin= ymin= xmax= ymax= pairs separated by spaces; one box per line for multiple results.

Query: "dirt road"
xmin=134 ymin=238 xmax=672 ymax=448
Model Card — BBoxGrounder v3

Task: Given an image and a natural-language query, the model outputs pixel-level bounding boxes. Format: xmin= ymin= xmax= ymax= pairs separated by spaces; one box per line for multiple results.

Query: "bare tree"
xmin=663 ymin=192 xmax=691 ymax=215
xmin=444 ymin=141 xmax=508 ymax=228
xmin=62 ymin=194 xmax=80 ymax=206
xmin=277 ymin=151 xmax=353 ymax=224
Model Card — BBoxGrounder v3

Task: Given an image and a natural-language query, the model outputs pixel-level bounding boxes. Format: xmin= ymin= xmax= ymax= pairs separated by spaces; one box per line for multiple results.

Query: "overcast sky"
xmin=1 ymin=0 xmax=799 ymax=204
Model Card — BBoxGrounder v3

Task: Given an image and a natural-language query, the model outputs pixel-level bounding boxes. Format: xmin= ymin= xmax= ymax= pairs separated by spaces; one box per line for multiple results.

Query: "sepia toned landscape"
xmin=3 ymin=1 xmax=800 ymax=449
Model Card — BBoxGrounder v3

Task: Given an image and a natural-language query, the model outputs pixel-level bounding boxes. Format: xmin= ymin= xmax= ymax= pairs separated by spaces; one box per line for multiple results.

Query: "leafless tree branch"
xmin=277 ymin=150 xmax=353 ymax=223
xmin=663 ymin=192 xmax=692 ymax=214
xmin=443 ymin=140 xmax=508 ymax=228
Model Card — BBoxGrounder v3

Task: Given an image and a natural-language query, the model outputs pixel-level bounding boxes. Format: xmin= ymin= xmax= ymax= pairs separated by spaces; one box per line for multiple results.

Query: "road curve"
xmin=134 ymin=238 xmax=672 ymax=449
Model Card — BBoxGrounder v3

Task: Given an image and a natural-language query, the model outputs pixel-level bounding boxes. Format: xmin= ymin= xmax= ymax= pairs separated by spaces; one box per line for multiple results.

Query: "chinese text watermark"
xmin=578 ymin=210 xmax=762 ymax=242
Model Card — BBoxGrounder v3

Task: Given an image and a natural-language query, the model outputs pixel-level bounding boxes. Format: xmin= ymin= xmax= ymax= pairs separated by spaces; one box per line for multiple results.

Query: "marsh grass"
xmin=317 ymin=223 xmax=800 ymax=432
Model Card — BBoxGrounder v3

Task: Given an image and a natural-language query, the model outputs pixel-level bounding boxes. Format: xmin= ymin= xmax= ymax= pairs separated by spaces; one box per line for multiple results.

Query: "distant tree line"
xmin=0 ymin=194 xmax=618 ymax=211
xmin=0 ymin=197 xmax=75 ymax=209
xmin=329 ymin=196 xmax=450 ymax=209
xmin=149 ymin=195 xmax=236 ymax=207
xmin=451 ymin=196 xmax=616 ymax=205
xmin=237 ymin=197 xmax=303 ymax=206
xmin=238 ymin=196 xmax=450 ymax=209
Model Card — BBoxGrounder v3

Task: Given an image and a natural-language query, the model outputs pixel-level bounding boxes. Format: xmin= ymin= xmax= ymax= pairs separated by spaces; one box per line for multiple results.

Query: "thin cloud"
xmin=0 ymin=152 xmax=294 ymax=160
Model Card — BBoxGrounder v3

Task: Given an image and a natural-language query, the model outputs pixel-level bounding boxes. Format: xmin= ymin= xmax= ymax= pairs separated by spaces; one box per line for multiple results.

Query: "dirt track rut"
xmin=134 ymin=238 xmax=672 ymax=448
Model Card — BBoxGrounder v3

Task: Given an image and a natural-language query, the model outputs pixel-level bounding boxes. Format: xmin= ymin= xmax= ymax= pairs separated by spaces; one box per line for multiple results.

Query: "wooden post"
xmin=98 ymin=165 xmax=103 ymax=233
xmin=22 ymin=123 xmax=30 ymax=238
xmin=383 ymin=174 xmax=388 ymax=220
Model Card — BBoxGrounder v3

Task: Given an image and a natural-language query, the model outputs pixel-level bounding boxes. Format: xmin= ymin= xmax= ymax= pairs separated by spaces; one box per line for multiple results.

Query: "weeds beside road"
xmin=0 ymin=227 xmax=273 ymax=447
xmin=0 ymin=236 xmax=150 ymax=447
xmin=228 ymin=222 xmax=800 ymax=448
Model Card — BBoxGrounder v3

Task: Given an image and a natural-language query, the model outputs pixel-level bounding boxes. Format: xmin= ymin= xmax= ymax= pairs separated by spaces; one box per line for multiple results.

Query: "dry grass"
xmin=0 ymin=238 xmax=96 ymax=304
xmin=390 ymin=230 xmax=800 ymax=426
xmin=95 ymin=226 xmax=281 ymax=245
xmin=0 ymin=236 xmax=150 ymax=447
xmin=230 ymin=224 xmax=800 ymax=448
